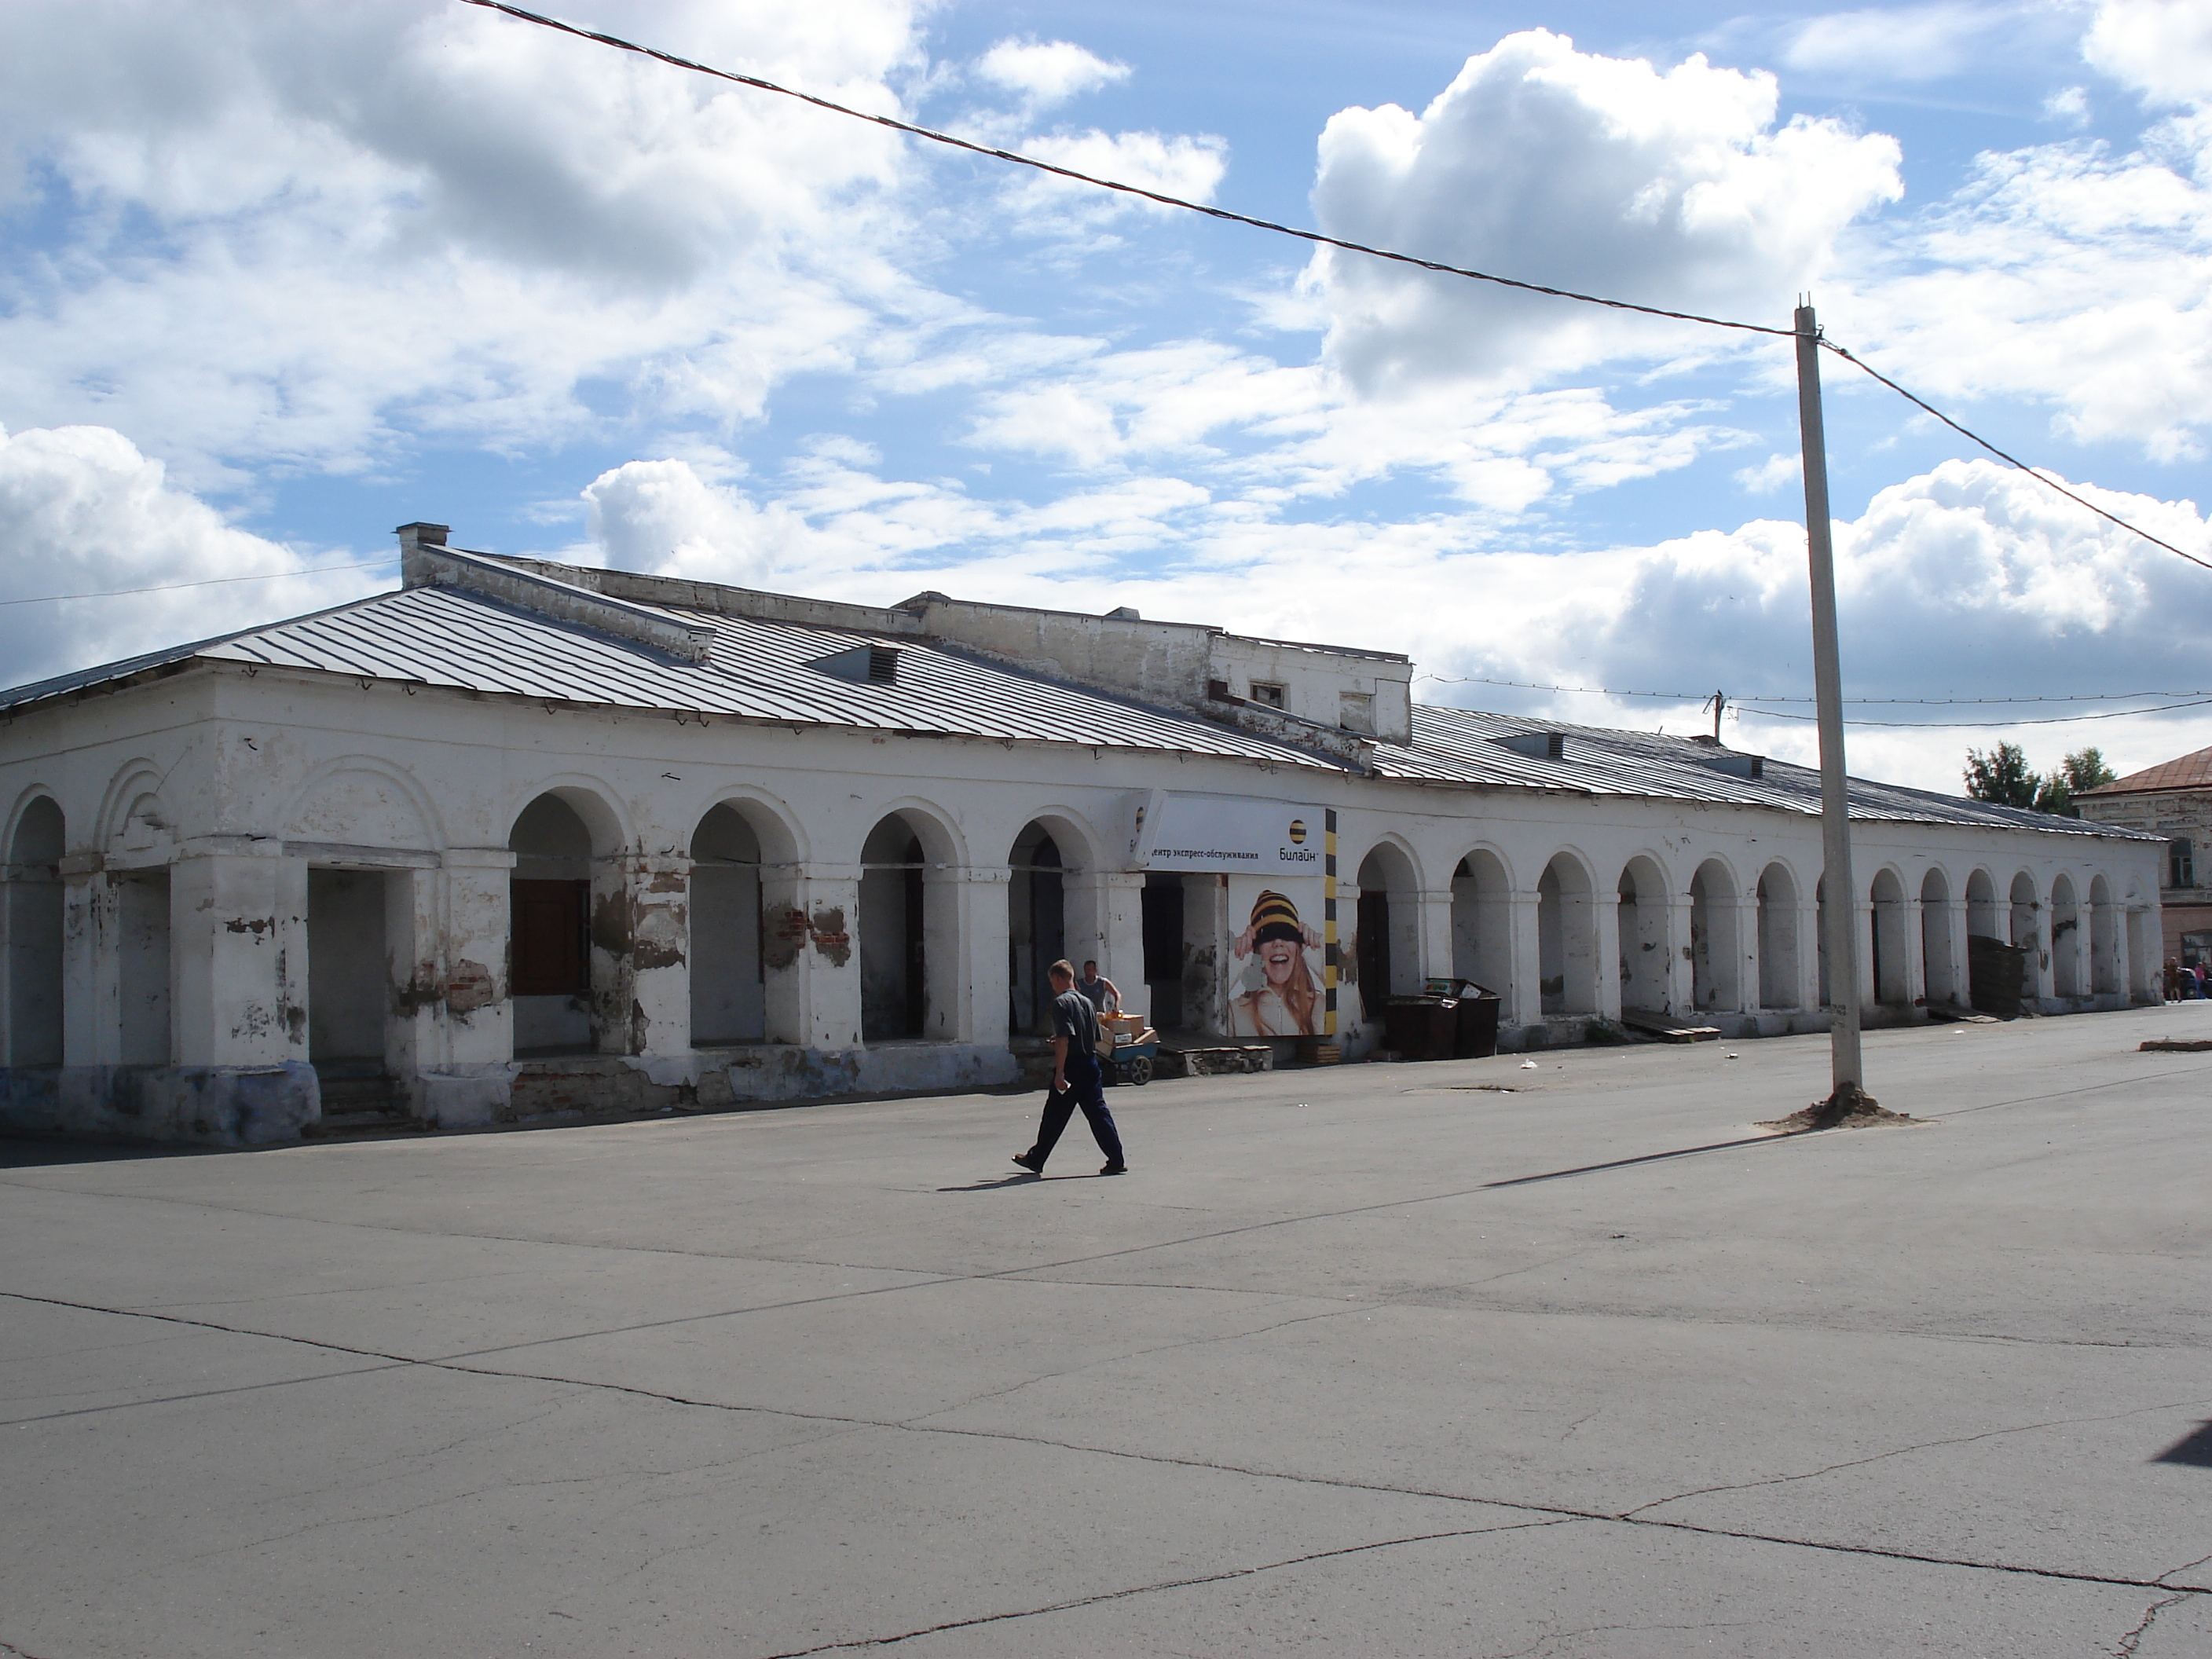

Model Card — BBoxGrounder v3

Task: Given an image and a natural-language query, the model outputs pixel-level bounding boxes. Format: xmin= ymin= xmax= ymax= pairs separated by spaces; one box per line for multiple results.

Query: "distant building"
xmin=0 ymin=522 xmax=2165 ymax=1145
xmin=2077 ymin=747 xmax=2212 ymax=966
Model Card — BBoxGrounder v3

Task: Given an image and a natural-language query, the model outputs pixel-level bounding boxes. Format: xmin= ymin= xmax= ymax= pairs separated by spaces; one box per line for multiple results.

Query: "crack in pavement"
xmin=1490 ymin=1619 xmax=1763 ymax=1659
xmin=1 ymin=1361 xmax=412 ymax=1428
xmin=2158 ymin=1551 xmax=2212 ymax=1589
xmin=896 ymin=1302 xmax=1366 ymax=1427
xmin=4 ymin=1287 xmax=2200 ymax=1602
xmin=1618 ymin=1397 xmax=2212 ymax=1519
xmin=2113 ymin=1590 xmax=2199 ymax=1657
xmin=8 ymin=1059 xmax=2203 ymax=1375
xmin=750 ymin=1518 xmax=1582 ymax=1657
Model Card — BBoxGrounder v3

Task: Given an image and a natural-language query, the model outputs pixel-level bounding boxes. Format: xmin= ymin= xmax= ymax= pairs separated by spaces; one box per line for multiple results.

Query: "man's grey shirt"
xmin=1051 ymin=987 xmax=1102 ymax=1056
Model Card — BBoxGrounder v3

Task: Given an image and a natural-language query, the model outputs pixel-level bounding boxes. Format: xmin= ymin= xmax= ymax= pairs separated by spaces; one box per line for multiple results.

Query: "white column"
xmin=59 ymin=855 xmax=117 ymax=1066
xmin=1412 ymin=889 xmax=1454 ymax=991
xmin=1730 ymin=883 xmax=1760 ymax=1014
xmin=1096 ymin=871 xmax=1148 ymax=1024
xmin=170 ymin=839 xmax=303 ymax=1068
xmin=1853 ymin=899 xmax=1878 ymax=1010
xmin=1336 ymin=878 xmax=1365 ymax=1031
xmin=960 ymin=865 xmax=1010 ymax=1049
xmin=1496 ymin=891 xmax=1537 ymax=1027
xmin=1590 ymin=891 xmax=1622 ymax=1020
xmin=1661 ymin=892 xmax=1694 ymax=1016
xmin=1185 ymin=872 xmax=1232 ymax=1037
xmin=761 ymin=864 xmax=862 ymax=1049
xmin=628 ymin=852 xmax=692 ymax=1057
xmin=2019 ymin=901 xmax=2053 ymax=1006
xmin=1796 ymin=899 xmax=1824 ymax=1013
xmin=1902 ymin=896 xmax=1927 ymax=1009
xmin=1945 ymin=899 xmax=1972 ymax=1009
xmin=438 ymin=849 xmax=515 ymax=1066
xmin=2057 ymin=899 xmax=2090 ymax=1002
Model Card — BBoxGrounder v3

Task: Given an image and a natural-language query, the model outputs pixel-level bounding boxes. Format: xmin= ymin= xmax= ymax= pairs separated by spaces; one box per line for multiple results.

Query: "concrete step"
xmin=308 ymin=1072 xmax=418 ymax=1137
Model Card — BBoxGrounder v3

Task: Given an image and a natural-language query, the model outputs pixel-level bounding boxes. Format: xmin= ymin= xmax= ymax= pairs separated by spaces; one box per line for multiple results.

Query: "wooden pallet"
xmin=1619 ymin=1009 xmax=1721 ymax=1043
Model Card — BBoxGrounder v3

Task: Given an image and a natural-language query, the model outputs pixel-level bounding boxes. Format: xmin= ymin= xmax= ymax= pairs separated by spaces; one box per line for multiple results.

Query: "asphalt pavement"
xmin=4 ymin=1004 xmax=2209 ymax=1657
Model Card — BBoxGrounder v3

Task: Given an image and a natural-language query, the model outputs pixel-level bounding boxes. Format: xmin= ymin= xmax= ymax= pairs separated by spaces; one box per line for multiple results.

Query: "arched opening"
xmin=1617 ymin=855 xmax=1671 ymax=1015
xmin=1009 ymin=823 xmax=1066 ymax=1036
xmin=1353 ymin=843 xmax=1419 ymax=1023
xmin=1870 ymin=868 xmax=1911 ymax=1008
xmin=860 ymin=811 xmax=957 ymax=1043
xmin=2008 ymin=872 xmax=2039 ymax=952
xmin=1757 ymin=862 xmax=1799 ymax=1009
xmin=1538 ymin=854 xmax=1600 ymax=1016
xmin=1816 ymin=875 xmax=1830 ymax=1007
xmin=1450 ymin=850 xmax=1511 ymax=997
xmin=1921 ymin=869 xmax=1957 ymax=1005
xmin=1965 ymin=869 xmax=2000 ymax=940
xmin=690 ymin=805 xmax=766 ymax=1046
xmin=2089 ymin=873 xmax=2121 ymax=995
xmin=6 ymin=797 xmax=65 ymax=1065
xmin=1688 ymin=859 xmax=1741 ymax=1011
xmin=509 ymin=793 xmax=598 ymax=1057
xmin=2050 ymin=874 xmax=2082 ymax=998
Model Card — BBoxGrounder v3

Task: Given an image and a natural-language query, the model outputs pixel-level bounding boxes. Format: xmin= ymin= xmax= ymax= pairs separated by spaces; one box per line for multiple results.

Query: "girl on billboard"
xmin=1231 ymin=889 xmax=1324 ymax=1036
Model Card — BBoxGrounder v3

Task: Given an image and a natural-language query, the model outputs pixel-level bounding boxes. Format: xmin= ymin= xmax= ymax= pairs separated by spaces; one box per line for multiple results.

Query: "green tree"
xmin=2034 ymin=746 xmax=2119 ymax=819
xmin=1964 ymin=742 xmax=2038 ymax=808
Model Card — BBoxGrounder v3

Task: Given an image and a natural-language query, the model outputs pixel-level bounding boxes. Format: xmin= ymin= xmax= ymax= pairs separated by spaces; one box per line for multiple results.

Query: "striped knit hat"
xmin=1249 ymin=889 xmax=1303 ymax=946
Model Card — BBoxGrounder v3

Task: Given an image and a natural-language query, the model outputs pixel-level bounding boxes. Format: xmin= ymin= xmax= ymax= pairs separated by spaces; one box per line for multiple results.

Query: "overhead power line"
xmin=0 ymin=560 xmax=394 ymax=608
xmin=1734 ymin=696 xmax=2212 ymax=731
xmin=458 ymin=0 xmax=1789 ymax=342
xmin=1818 ymin=342 xmax=2212 ymax=573
xmin=463 ymin=0 xmax=2209 ymax=576
xmin=1417 ymin=672 xmax=2212 ymax=707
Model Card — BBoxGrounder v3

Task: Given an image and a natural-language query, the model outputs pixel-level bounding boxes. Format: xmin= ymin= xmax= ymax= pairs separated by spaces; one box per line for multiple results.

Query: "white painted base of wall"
xmin=0 ymin=1063 xmax=319 ymax=1146
xmin=413 ymin=1042 xmax=1024 ymax=1132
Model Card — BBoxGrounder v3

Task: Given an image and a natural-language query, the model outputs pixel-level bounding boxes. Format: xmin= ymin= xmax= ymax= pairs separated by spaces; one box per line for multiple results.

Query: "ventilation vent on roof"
xmin=808 ymin=643 xmax=901 ymax=687
xmin=1699 ymin=752 xmax=1766 ymax=779
xmin=1496 ymin=731 xmax=1566 ymax=760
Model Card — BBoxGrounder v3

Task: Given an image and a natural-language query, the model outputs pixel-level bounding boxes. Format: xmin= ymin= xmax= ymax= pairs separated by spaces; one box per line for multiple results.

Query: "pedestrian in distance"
xmin=1013 ymin=959 xmax=1126 ymax=1177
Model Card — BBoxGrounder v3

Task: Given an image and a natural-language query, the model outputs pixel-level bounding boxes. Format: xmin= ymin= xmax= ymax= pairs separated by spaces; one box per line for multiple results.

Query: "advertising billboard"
xmin=1225 ymin=874 xmax=1332 ymax=1038
xmin=1124 ymin=789 xmax=1323 ymax=876
xmin=1120 ymin=793 xmax=1338 ymax=1039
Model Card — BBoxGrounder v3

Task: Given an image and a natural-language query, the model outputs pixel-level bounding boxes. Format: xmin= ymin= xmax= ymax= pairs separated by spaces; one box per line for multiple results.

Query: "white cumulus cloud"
xmin=2085 ymin=0 xmax=2212 ymax=108
xmin=974 ymin=38 xmax=1129 ymax=109
xmin=0 ymin=0 xmax=930 ymax=486
xmin=0 ymin=423 xmax=382 ymax=689
xmin=1307 ymin=29 xmax=1903 ymax=394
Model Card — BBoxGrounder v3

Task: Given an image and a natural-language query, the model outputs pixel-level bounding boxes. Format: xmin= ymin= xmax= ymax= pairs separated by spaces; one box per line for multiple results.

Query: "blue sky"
xmin=2 ymin=0 xmax=2208 ymax=791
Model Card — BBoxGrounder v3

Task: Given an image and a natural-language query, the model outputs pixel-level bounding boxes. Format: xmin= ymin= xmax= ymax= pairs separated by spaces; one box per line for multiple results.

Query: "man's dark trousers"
xmin=1028 ymin=1052 xmax=1122 ymax=1168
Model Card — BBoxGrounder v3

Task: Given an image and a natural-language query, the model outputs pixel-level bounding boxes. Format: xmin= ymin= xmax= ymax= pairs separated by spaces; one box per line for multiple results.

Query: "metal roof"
xmin=0 ymin=580 xmax=2154 ymax=842
xmin=1382 ymin=706 xmax=2149 ymax=838
xmin=0 ymin=584 xmax=1339 ymax=768
xmin=2082 ymin=743 xmax=2212 ymax=798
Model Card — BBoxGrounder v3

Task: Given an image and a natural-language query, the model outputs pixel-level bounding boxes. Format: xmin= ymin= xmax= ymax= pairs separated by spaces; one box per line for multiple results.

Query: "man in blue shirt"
xmin=1013 ymin=959 xmax=1126 ymax=1176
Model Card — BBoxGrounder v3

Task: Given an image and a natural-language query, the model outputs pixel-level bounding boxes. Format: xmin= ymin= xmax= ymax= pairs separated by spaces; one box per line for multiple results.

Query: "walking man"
xmin=1013 ymin=959 xmax=1126 ymax=1176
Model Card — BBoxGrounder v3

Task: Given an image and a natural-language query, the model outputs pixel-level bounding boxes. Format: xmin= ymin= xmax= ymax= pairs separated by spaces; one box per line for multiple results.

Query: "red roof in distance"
xmin=2084 ymin=744 xmax=2212 ymax=797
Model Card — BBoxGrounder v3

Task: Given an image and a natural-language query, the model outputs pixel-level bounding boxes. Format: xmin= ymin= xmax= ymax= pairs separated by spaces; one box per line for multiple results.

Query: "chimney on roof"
xmin=397 ymin=522 xmax=453 ymax=591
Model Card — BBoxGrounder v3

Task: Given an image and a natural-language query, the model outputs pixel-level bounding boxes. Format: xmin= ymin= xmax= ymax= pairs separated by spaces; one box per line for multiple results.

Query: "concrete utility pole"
xmin=1795 ymin=301 xmax=1870 ymax=1119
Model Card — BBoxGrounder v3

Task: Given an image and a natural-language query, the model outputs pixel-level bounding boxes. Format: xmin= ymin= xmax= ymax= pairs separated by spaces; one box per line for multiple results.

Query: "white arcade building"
xmin=0 ymin=523 xmax=2164 ymax=1144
